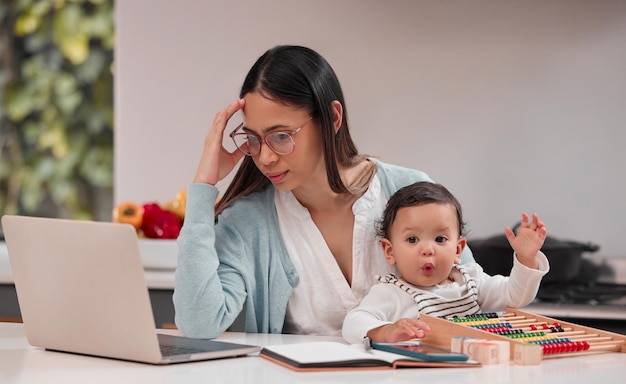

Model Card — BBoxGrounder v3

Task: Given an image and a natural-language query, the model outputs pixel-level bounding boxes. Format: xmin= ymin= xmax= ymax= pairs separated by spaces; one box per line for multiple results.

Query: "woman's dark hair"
xmin=216 ymin=45 xmax=369 ymax=216
xmin=377 ymin=182 xmax=466 ymax=239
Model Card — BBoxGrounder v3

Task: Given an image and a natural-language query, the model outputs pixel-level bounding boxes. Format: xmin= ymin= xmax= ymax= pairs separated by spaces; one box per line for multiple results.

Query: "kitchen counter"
xmin=3 ymin=241 xmax=625 ymax=332
xmin=523 ymin=256 xmax=626 ymax=334
xmin=0 ymin=240 xmax=177 ymax=288
xmin=2 ymin=322 xmax=626 ymax=384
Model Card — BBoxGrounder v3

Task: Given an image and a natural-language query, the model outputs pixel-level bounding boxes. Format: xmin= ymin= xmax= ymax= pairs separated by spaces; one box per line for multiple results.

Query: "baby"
xmin=342 ymin=181 xmax=549 ymax=344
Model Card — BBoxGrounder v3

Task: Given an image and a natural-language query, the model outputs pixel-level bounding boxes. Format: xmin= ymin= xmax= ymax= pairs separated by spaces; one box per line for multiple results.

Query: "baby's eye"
xmin=435 ymin=236 xmax=447 ymax=243
xmin=407 ymin=236 xmax=418 ymax=244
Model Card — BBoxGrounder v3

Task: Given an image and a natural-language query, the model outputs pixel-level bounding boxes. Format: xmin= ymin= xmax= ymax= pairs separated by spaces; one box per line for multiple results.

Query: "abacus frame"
xmin=420 ymin=307 xmax=626 ymax=365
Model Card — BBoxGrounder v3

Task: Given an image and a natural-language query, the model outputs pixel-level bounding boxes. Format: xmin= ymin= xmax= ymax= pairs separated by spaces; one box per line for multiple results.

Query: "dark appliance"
xmin=468 ymin=223 xmax=600 ymax=283
xmin=469 ymin=226 xmax=626 ymax=335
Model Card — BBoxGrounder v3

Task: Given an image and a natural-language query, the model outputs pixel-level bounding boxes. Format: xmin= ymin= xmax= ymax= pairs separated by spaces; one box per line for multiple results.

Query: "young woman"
xmin=173 ymin=45 xmax=474 ymax=339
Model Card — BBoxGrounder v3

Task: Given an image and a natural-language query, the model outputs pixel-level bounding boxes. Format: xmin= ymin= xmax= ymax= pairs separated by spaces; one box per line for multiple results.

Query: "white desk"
xmin=2 ymin=322 xmax=626 ymax=384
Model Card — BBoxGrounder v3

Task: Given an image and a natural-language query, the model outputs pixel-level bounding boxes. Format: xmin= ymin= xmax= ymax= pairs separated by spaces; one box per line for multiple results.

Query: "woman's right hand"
xmin=193 ymin=99 xmax=246 ymax=185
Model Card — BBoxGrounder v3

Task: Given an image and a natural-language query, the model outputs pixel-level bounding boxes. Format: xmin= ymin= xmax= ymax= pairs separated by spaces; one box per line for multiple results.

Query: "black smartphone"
xmin=372 ymin=342 xmax=470 ymax=362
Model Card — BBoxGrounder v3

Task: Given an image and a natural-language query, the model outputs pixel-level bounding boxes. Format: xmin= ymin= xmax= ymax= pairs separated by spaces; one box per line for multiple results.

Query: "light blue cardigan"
xmin=173 ymin=159 xmax=474 ymax=338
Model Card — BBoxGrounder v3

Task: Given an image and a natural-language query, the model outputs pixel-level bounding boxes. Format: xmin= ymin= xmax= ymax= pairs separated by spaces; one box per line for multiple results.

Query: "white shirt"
xmin=342 ymin=253 xmax=550 ymax=344
xmin=276 ymin=174 xmax=396 ymax=336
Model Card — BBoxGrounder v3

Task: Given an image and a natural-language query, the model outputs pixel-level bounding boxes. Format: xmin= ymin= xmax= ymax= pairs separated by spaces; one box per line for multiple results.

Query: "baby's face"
xmin=381 ymin=202 xmax=465 ymax=287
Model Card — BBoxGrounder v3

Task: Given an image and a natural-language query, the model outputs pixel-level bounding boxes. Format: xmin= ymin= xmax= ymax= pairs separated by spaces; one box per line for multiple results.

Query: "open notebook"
xmin=1 ymin=215 xmax=260 ymax=364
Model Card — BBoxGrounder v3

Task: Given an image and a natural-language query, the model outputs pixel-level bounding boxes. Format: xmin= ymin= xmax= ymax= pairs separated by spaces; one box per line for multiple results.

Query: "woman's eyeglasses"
xmin=229 ymin=118 xmax=313 ymax=156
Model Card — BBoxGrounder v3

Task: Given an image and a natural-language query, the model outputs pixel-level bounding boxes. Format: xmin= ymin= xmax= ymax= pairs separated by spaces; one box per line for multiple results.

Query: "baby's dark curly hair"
xmin=376 ymin=181 xmax=466 ymax=239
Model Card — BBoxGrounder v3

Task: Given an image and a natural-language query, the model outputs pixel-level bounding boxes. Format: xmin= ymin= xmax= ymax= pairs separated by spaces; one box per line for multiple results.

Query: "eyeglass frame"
xmin=229 ymin=117 xmax=314 ymax=156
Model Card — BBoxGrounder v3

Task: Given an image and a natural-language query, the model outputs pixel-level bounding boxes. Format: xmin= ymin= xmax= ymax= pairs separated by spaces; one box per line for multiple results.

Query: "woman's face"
xmin=241 ymin=92 xmax=326 ymax=192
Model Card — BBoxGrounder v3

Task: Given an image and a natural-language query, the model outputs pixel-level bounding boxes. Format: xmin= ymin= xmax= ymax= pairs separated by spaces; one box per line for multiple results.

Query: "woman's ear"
xmin=330 ymin=100 xmax=343 ymax=134
xmin=381 ymin=238 xmax=396 ymax=266
xmin=455 ymin=237 xmax=467 ymax=264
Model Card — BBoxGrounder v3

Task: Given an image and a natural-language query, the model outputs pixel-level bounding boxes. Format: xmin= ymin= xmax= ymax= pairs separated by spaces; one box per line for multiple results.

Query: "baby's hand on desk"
xmin=367 ymin=318 xmax=430 ymax=343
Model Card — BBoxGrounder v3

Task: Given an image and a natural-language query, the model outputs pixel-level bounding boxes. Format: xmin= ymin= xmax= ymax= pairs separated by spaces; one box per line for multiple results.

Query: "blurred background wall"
xmin=115 ymin=0 xmax=626 ymax=258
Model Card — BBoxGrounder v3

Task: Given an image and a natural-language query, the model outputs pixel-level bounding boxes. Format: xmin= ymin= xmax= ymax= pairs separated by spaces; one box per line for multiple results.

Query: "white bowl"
xmin=138 ymin=239 xmax=178 ymax=270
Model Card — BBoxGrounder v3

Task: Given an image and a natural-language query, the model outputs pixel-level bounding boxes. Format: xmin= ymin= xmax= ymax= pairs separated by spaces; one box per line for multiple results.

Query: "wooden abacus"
xmin=420 ymin=307 xmax=626 ymax=365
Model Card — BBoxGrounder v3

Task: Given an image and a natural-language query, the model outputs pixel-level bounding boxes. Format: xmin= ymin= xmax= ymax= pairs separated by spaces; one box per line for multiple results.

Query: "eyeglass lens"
xmin=231 ymin=131 xmax=295 ymax=156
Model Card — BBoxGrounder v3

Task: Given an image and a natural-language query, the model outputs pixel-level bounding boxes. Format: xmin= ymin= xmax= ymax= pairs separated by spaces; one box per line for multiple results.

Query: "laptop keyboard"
xmin=156 ymin=333 xmax=260 ymax=359
xmin=160 ymin=344 xmax=207 ymax=356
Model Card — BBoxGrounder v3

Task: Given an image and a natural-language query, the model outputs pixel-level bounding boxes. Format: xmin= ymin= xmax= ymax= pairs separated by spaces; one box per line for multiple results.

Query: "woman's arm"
xmin=173 ymin=183 xmax=248 ymax=339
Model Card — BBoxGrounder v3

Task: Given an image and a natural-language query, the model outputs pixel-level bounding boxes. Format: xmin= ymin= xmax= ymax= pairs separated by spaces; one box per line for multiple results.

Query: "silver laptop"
xmin=1 ymin=215 xmax=260 ymax=364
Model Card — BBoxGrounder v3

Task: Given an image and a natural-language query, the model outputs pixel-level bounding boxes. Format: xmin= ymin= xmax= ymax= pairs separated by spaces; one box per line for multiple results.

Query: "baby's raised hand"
xmin=504 ymin=213 xmax=547 ymax=269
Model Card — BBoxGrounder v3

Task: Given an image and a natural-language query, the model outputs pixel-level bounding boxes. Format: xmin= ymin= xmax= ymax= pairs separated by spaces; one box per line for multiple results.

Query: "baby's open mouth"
xmin=422 ymin=263 xmax=434 ymax=273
